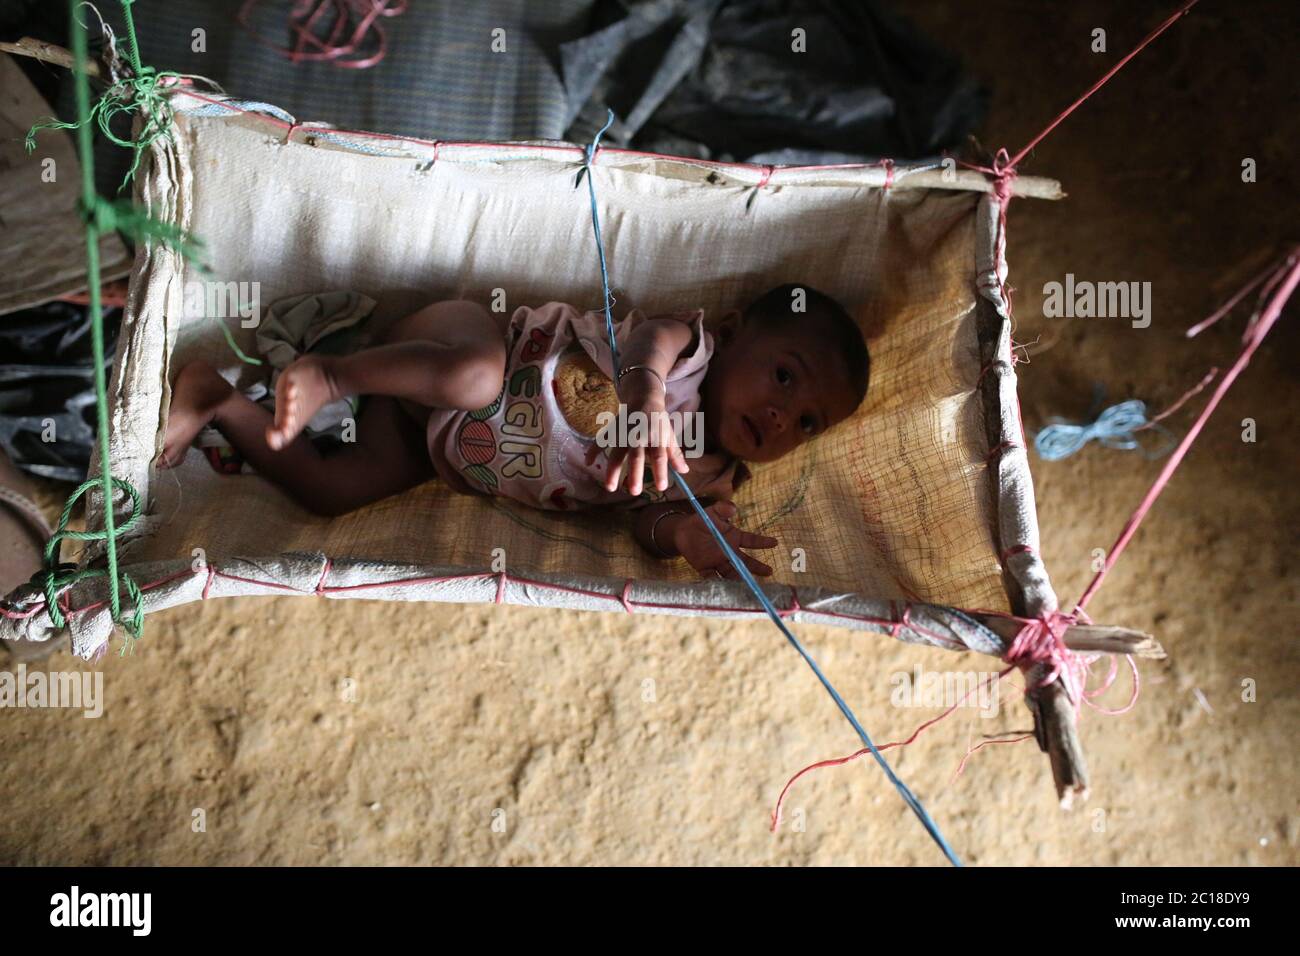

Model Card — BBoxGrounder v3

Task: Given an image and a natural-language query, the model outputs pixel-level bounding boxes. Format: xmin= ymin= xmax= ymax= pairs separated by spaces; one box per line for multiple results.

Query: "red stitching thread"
xmin=985 ymin=440 xmax=1019 ymax=465
xmin=779 ymin=587 xmax=801 ymax=618
xmin=315 ymin=557 xmax=332 ymax=595
xmin=1000 ymin=543 xmax=1035 ymax=562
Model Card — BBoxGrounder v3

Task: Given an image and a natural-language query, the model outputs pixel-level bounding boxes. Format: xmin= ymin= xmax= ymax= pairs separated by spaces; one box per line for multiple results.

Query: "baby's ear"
xmin=715 ymin=308 xmax=744 ymax=344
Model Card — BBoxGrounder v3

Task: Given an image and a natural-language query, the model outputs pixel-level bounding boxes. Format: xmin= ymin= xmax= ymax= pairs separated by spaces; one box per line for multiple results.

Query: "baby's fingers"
xmin=730 ymin=530 xmax=778 ymax=551
xmin=626 ymin=446 xmax=647 ymax=496
xmin=604 ymin=447 xmax=629 ymax=491
xmin=714 ymin=552 xmax=773 ymax=579
xmin=655 ymin=420 xmax=689 ymax=476
xmin=650 ymin=444 xmax=669 ymax=492
xmin=668 ymin=437 xmax=689 ymax=476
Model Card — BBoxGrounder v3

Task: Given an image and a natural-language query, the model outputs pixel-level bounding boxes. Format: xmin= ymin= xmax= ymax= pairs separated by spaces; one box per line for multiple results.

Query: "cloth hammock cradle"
xmin=2 ymin=84 xmax=1150 ymax=803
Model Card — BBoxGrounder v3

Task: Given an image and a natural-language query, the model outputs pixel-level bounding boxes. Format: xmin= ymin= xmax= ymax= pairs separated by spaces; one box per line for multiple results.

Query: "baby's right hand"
xmin=671 ymin=501 xmax=778 ymax=579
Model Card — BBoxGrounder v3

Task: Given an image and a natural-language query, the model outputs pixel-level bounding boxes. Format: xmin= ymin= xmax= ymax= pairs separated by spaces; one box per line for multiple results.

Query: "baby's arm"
xmin=633 ymin=499 xmax=777 ymax=579
xmin=603 ymin=314 xmax=698 ymax=494
xmin=617 ymin=313 xmax=698 ymax=385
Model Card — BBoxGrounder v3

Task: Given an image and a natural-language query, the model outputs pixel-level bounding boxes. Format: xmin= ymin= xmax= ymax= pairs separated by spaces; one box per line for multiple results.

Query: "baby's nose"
xmin=766 ymin=405 xmax=787 ymax=433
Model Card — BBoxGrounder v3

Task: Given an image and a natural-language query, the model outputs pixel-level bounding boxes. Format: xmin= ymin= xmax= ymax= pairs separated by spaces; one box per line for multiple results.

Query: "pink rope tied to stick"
xmin=772 ymin=245 xmax=1298 ymax=825
xmin=238 ymin=0 xmax=408 ymax=70
xmin=1003 ymin=611 xmax=1084 ymax=701
xmin=764 ymin=0 xmax=1300 ymax=828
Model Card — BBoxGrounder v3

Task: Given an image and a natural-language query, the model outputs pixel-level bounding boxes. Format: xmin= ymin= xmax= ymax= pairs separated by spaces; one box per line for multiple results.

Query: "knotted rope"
xmin=25 ymin=0 xmax=219 ymax=192
xmin=39 ymin=478 xmax=145 ymax=644
xmin=773 ymin=0 xmax=1275 ymax=821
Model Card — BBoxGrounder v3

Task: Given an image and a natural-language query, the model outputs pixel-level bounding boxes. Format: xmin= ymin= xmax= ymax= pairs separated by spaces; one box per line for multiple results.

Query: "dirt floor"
xmin=3 ymin=0 xmax=1297 ymax=865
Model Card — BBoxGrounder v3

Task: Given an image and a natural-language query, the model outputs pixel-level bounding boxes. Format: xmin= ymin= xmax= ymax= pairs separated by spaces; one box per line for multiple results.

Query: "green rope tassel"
xmin=40 ymin=478 xmax=145 ymax=652
xmin=24 ymin=0 xmax=194 ymax=193
xmin=78 ymin=195 xmax=206 ymax=263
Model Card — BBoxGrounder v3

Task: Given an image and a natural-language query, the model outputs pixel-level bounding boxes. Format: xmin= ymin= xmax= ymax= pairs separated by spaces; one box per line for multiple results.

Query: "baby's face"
xmin=702 ymin=321 xmax=861 ymax=463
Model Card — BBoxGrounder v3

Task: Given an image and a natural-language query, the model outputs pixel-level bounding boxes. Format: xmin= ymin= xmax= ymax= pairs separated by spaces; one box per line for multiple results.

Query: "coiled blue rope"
xmin=580 ymin=111 xmax=961 ymax=866
xmin=1034 ymin=397 xmax=1174 ymax=461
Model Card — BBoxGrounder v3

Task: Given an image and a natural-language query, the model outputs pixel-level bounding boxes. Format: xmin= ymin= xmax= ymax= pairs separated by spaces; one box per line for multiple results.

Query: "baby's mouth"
xmin=741 ymin=414 xmax=763 ymax=450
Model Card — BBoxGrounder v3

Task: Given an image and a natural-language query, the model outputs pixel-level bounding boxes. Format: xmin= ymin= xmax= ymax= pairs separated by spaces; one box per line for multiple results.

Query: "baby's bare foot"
xmin=267 ymin=355 xmax=338 ymax=451
xmin=161 ymin=361 xmax=233 ymax=468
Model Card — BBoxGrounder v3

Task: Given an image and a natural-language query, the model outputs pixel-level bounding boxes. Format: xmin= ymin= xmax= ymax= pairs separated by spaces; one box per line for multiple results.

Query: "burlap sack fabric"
xmin=3 ymin=89 xmax=1056 ymax=658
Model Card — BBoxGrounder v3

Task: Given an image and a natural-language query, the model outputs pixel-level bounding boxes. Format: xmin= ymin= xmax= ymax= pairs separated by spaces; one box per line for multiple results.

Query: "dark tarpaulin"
xmin=0 ymin=304 xmax=120 ymax=482
xmin=562 ymin=0 xmax=986 ymax=163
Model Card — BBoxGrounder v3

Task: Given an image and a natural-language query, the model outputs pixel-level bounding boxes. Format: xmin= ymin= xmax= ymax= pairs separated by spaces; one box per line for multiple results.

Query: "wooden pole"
xmin=974 ymin=614 xmax=1165 ymax=659
xmin=2 ymin=37 xmax=103 ymax=78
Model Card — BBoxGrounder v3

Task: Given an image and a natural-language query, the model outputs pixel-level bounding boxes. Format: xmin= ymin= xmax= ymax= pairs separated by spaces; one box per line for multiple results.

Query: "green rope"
xmin=27 ymin=4 xmax=265 ymax=380
xmin=26 ymin=0 xmax=180 ymax=193
xmin=30 ymin=0 xmax=187 ymax=650
xmin=78 ymin=195 xmax=206 ymax=263
xmin=40 ymin=478 xmax=145 ymax=650
xmin=27 ymin=0 xmax=277 ymax=647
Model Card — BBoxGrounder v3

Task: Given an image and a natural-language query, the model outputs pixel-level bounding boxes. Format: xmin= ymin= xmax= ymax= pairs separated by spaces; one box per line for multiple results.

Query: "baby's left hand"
xmin=586 ymin=374 xmax=688 ymax=495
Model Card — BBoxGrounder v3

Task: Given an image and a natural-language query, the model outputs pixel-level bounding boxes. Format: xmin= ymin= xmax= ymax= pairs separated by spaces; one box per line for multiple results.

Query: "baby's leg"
xmin=162 ymin=361 xmax=434 ymax=516
xmin=267 ymin=300 xmax=508 ymax=450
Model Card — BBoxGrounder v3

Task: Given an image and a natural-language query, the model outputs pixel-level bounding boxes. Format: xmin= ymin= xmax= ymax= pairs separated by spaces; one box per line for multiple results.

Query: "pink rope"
xmin=778 ymin=587 xmax=800 ymax=618
xmin=1083 ymin=653 xmax=1140 ymax=716
xmin=237 ymin=0 xmax=408 ymax=70
xmin=1004 ymin=0 xmax=1200 ymax=169
xmin=315 ymin=557 xmax=332 ymax=594
xmin=1000 ymin=543 xmax=1035 ymax=561
xmin=1185 ymin=260 xmax=1279 ymax=338
xmin=171 ymin=89 xmax=911 ymax=185
xmin=950 ymin=732 xmax=1035 ymax=782
xmin=1136 ymin=367 xmax=1219 ymax=430
xmin=985 ymin=439 xmax=1019 ymax=465
xmin=1076 ymin=249 xmax=1300 ymax=611
xmin=771 ymin=667 xmax=1010 ymax=830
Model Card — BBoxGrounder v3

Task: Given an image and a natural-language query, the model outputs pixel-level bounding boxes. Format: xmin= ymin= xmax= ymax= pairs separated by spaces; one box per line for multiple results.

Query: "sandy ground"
xmin=3 ymin=1 xmax=1297 ymax=866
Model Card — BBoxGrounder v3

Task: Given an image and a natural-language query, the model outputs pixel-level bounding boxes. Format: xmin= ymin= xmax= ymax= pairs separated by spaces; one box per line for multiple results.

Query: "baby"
xmin=163 ymin=284 xmax=870 ymax=579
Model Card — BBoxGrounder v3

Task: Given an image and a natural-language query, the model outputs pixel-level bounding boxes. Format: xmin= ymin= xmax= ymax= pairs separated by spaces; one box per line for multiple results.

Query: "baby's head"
xmin=702 ymin=284 xmax=869 ymax=463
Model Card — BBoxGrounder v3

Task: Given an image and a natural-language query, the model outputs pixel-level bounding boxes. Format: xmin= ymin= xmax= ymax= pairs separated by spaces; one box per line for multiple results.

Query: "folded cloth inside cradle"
xmin=192 ymin=292 xmax=376 ymax=466
xmin=255 ymin=291 xmax=376 ymax=440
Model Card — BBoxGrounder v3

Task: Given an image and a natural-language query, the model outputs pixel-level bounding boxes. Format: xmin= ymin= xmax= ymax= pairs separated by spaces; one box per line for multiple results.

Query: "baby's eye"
xmin=800 ymin=415 xmax=817 ymax=435
xmin=776 ymin=366 xmax=792 ymax=385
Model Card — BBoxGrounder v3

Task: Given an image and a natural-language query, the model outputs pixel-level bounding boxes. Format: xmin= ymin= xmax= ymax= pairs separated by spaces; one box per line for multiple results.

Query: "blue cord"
xmin=581 ymin=111 xmax=961 ymax=866
xmin=1035 ymin=398 xmax=1175 ymax=461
